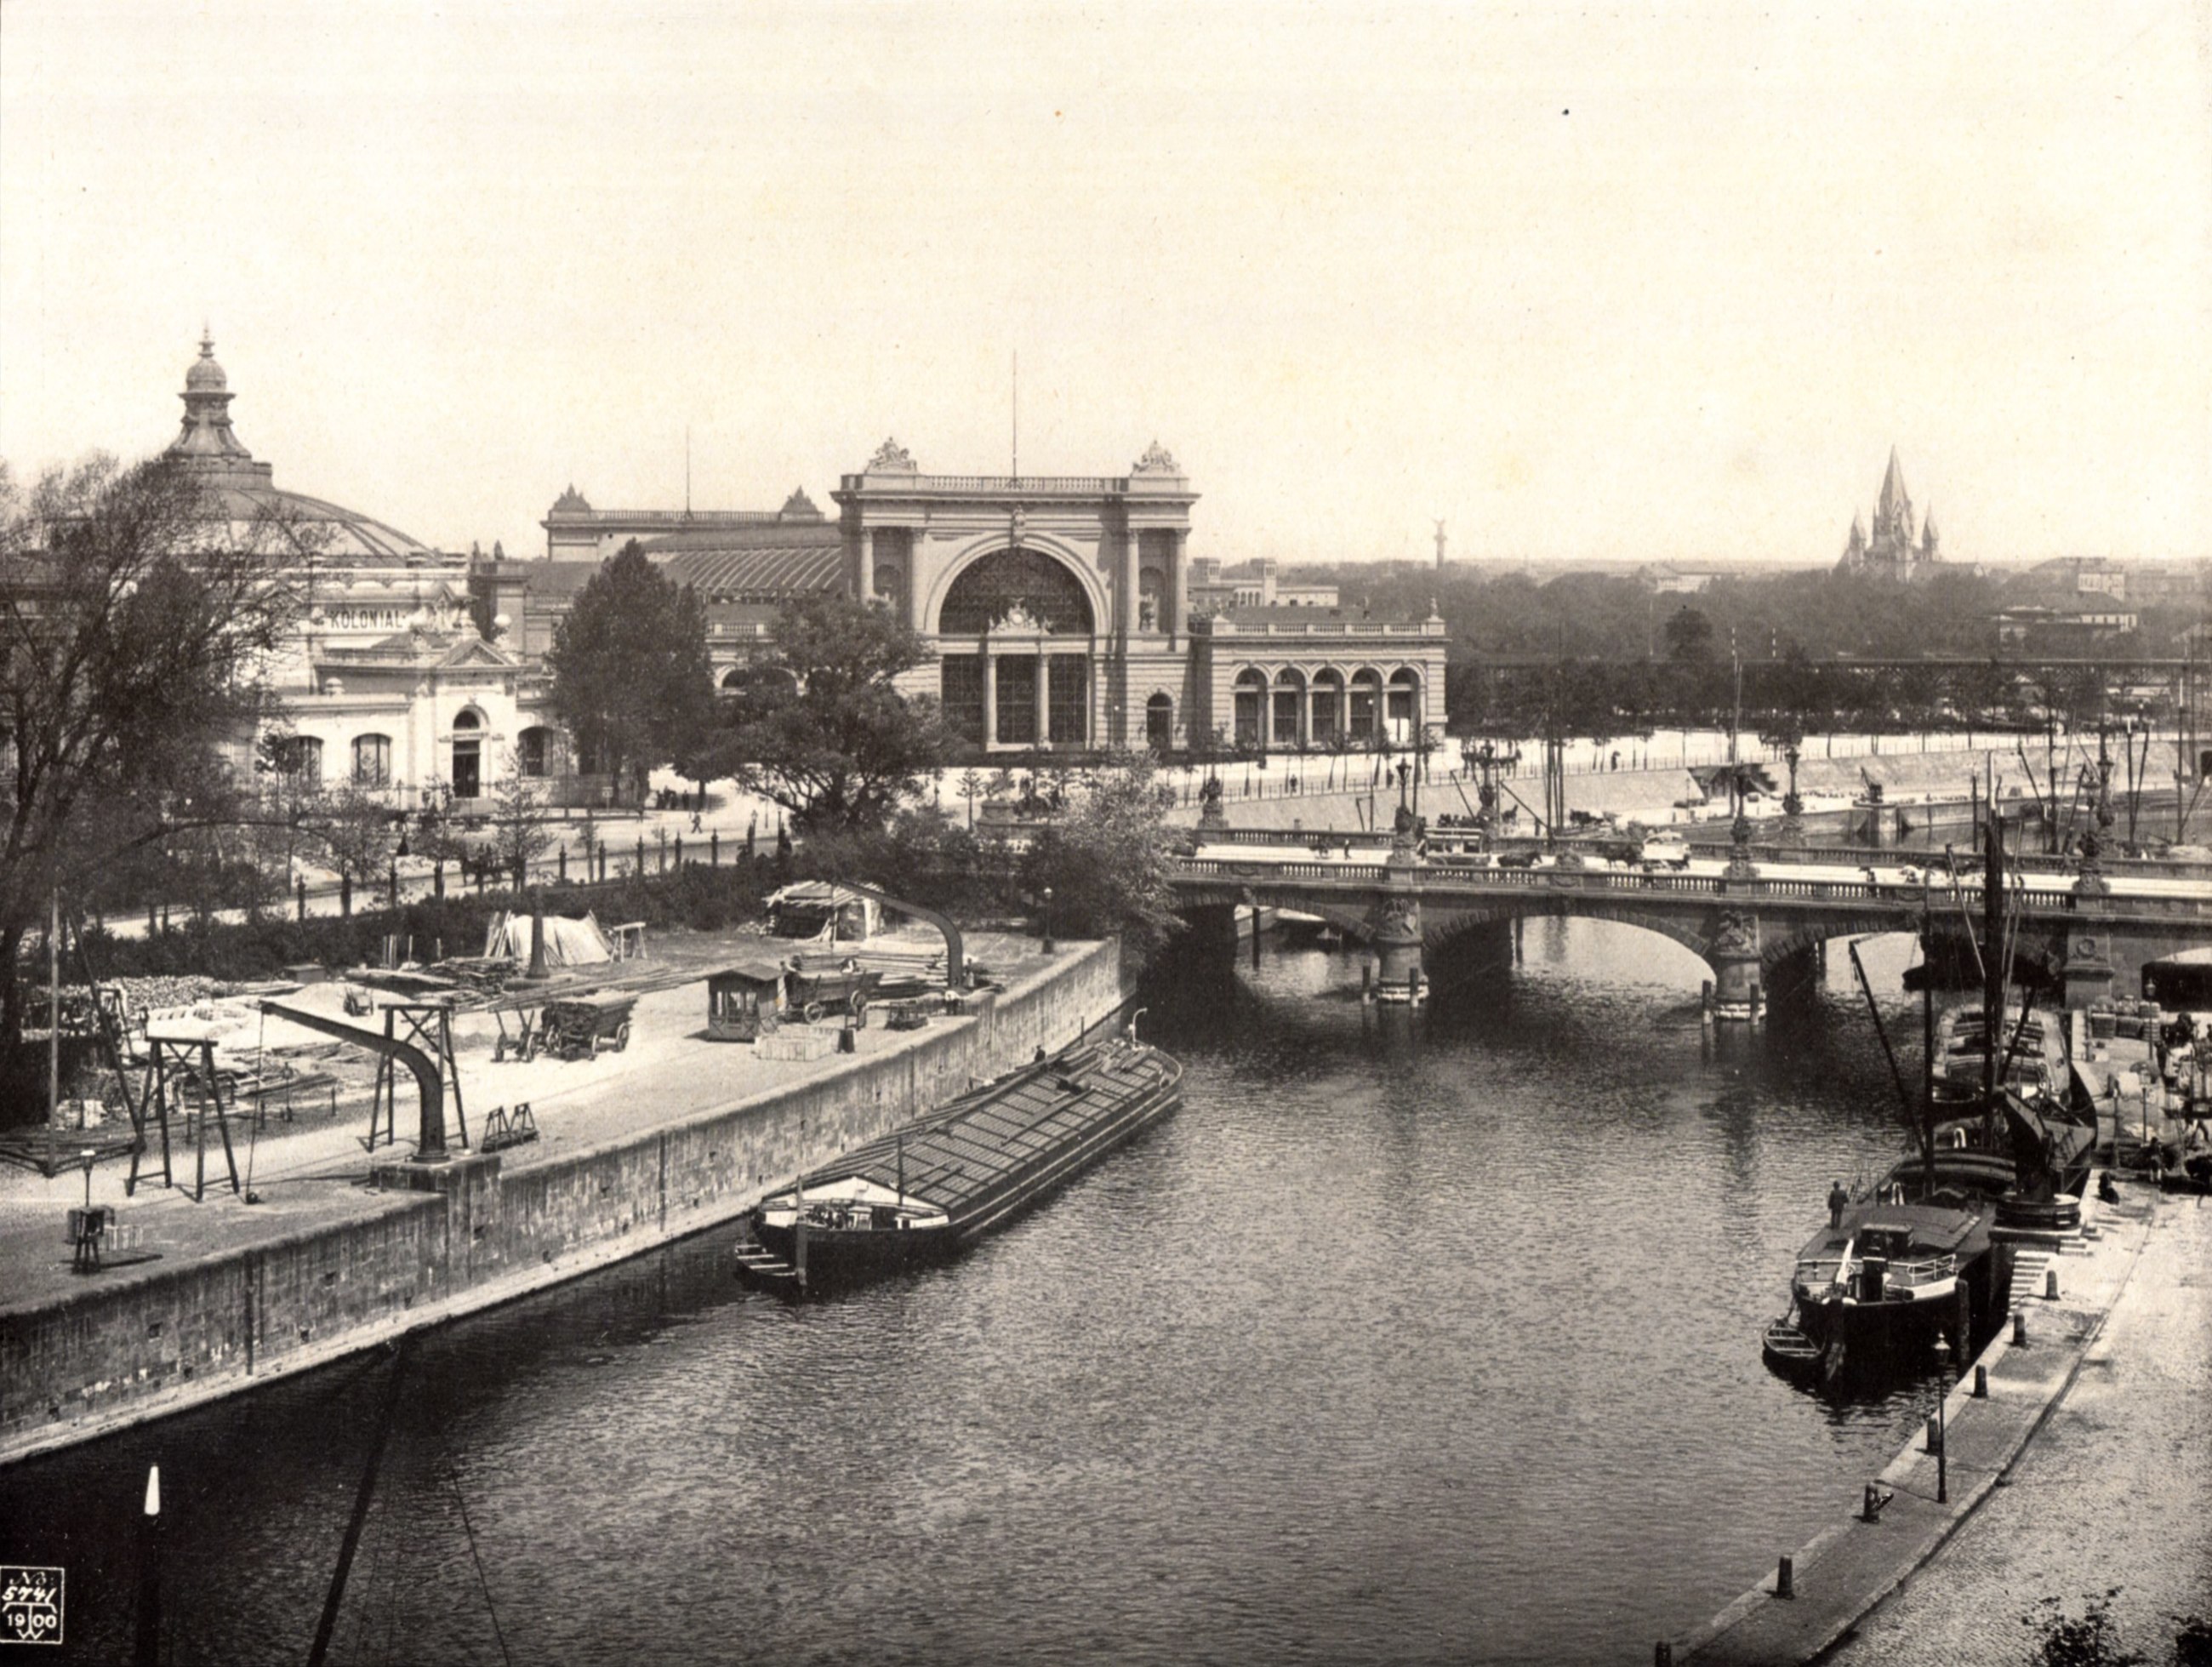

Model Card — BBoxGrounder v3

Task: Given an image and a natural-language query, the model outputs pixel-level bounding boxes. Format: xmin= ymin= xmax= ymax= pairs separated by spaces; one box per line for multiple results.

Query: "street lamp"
xmin=1040 ymin=886 xmax=1055 ymax=954
xmin=1931 ymin=1331 xmax=1952 ymax=1504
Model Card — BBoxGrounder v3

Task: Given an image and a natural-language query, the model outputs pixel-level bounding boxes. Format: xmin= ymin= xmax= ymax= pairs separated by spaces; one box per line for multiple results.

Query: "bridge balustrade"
xmin=1172 ymin=848 xmax=2212 ymax=925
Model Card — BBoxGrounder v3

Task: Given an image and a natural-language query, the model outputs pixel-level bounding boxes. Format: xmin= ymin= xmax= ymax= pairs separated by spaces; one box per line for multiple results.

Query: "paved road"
xmin=1826 ymin=1189 xmax=2212 ymax=1666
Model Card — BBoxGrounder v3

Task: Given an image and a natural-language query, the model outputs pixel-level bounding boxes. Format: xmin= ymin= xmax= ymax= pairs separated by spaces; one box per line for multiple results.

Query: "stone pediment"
xmin=436 ymin=636 xmax=517 ymax=670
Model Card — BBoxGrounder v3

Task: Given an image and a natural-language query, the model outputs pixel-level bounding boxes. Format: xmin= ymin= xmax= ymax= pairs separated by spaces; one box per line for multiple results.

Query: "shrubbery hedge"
xmin=77 ymin=859 xmax=784 ymax=985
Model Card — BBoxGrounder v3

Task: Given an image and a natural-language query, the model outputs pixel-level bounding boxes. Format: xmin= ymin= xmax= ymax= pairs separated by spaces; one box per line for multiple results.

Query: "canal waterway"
xmin=4 ymin=923 xmax=1952 ymax=1665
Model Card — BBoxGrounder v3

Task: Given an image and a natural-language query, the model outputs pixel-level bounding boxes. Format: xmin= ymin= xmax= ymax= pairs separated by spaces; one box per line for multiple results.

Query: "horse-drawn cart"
xmin=535 ymin=991 xmax=637 ymax=1061
xmin=785 ymin=958 xmax=883 ymax=1026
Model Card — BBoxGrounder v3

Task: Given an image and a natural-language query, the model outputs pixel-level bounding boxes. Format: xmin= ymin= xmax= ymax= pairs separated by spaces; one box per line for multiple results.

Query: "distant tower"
xmin=1838 ymin=449 xmax=1940 ymax=578
xmin=168 ymin=331 xmax=274 ymax=488
xmin=1869 ymin=447 xmax=1916 ymax=558
xmin=1434 ymin=519 xmax=1447 ymax=571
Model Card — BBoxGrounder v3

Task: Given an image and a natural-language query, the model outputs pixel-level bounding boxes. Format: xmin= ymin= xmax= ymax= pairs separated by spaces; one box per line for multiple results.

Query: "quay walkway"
xmin=1671 ymin=1179 xmax=2209 ymax=1665
xmin=0 ymin=928 xmax=1121 ymax=1465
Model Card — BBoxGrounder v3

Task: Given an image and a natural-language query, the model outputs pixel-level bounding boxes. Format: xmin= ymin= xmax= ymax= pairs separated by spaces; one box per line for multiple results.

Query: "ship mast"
xmin=1981 ymin=813 xmax=2008 ymax=1151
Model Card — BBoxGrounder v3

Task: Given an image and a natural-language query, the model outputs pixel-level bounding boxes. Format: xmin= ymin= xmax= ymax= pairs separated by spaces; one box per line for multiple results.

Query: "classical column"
xmin=904 ymin=528 xmax=926 ymax=634
xmin=1302 ymin=680 xmax=1314 ymax=750
xmin=1166 ymin=528 xmax=1189 ymax=643
xmin=982 ymin=648 xmax=999 ymax=750
xmin=1120 ymin=528 xmax=1142 ymax=642
xmin=1035 ymin=650 xmax=1052 ymax=747
xmin=852 ymin=528 xmax=875 ymax=602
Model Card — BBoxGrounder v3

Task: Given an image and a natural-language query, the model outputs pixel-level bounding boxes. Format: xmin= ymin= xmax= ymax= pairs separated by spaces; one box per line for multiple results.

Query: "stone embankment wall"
xmin=2 ymin=939 xmax=1126 ymax=1466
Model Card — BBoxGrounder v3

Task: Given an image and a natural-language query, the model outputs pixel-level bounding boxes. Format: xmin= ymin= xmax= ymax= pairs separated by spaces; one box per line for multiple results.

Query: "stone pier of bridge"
xmin=1172 ymin=829 xmax=2212 ymax=1024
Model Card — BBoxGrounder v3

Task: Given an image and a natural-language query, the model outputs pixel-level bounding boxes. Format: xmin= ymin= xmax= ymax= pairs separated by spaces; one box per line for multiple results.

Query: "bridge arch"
xmin=1422 ymin=899 xmax=1715 ymax=963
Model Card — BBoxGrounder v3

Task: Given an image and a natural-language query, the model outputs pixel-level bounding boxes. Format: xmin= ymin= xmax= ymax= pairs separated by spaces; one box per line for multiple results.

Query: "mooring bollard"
xmin=1861 ymin=1482 xmax=1890 ymax=1522
xmin=1775 ymin=1555 xmax=1794 ymax=1599
xmin=2012 ymin=1311 xmax=2028 ymax=1346
xmin=1654 ymin=1645 xmax=1673 ymax=1667
xmin=1973 ymin=1364 xmax=1988 ymax=1398
xmin=2044 ymin=1267 xmax=2061 ymax=1300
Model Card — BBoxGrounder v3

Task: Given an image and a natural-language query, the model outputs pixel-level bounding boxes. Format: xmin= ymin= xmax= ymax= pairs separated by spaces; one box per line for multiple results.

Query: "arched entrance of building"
xmin=1233 ymin=669 xmax=1267 ymax=750
xmin=936 ymin=546 xmax=1098 ymax=750
xmin=1272 ymin=668 xmax=1308 ymax=749
xmin=1349 ymin=669 xmax=1382 ymax=745
xmin=1388 ymin=668 xmax=1423 ymax=743
xmin=1311 ymin=669 xmax=1344 ymax=745
xmin=451 ymin=708 xmax=483 ymax=798
xmin=1146 ymin=693 xmax=1175 ymax=752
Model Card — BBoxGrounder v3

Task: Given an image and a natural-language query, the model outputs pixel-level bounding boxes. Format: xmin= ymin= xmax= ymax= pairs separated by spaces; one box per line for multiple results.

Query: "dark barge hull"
xmin=751 ymin=1042 xmax=1183 ymax=1285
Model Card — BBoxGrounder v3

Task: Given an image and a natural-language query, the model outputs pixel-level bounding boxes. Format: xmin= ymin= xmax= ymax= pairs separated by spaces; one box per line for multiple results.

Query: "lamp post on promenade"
xmin=1931 ymin=1331 xmax=1952 ymax=1504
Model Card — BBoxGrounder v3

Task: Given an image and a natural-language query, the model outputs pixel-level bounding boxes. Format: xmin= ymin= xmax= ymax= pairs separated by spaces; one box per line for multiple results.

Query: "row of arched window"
xmin=1231 ymin=666 xmax=1423 ymax=750
xmin=266 ymin=719 xmax=558 ymax=797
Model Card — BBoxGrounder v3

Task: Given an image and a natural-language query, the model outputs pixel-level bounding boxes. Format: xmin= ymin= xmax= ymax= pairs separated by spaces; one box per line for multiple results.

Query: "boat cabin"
xmin=755 ymin=1173 xmax=949 ymax=1235
xmin=2143 ymin=948 xmax=2212 ymax=1016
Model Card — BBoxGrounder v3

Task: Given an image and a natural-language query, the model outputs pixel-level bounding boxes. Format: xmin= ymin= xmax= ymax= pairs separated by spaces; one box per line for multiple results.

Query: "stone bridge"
xmin=1171 ymin=831 xmax=2212 ymax=1019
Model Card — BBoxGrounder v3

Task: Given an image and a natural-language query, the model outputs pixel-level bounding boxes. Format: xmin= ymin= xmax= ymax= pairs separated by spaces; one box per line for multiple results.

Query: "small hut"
xmin=707 ymin=956 xmax=791 ymax=1042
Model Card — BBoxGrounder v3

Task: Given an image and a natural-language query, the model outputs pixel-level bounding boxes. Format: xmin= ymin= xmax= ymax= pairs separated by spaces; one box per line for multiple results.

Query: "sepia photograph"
xmin=1 ymin=3 xmax=2207 ymax=1662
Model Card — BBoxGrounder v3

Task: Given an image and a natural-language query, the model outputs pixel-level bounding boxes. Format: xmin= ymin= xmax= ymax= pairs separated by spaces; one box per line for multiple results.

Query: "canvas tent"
xmin=766 ymin=882 xmax=881 ymax=943
xmin=483 ymin=910 xmax=614 ymax=967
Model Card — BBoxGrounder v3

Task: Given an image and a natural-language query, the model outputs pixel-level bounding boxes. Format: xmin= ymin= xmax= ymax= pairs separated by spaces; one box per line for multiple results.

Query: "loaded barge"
xmin=736 ymin=1028 xmax=1182 ymax=1289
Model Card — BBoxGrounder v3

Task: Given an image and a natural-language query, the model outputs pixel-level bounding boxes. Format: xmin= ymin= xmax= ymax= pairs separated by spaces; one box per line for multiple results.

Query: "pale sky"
xmin=3 ymin=3 xmax=2207 ymax=568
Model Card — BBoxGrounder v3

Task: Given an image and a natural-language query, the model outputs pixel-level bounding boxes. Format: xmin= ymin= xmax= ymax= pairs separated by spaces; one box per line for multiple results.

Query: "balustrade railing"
xmin=839 ymin=473 xmax=1131 ymax=494
xmin=1170 ymin=850 xmax=2212 ymax=919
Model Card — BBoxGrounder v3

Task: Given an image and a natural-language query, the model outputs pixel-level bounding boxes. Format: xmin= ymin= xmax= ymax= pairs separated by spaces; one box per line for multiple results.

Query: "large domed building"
xmin=162 ymin=334 xmax=562 ymax=806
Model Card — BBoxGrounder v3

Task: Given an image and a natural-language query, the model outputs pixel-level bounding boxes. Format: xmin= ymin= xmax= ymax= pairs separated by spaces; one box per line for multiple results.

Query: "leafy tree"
xmin=1664 ymin=605 xmax=1716 ymax=664
xmin=545 ymin=540 xmax=715 ymax=804
xmin=705 ymin=591 xmax=949 ymax=831
xmin=308 ymin=783 xmax=401 ymax=912
xmin=408 ymin=777 xmax=470 ymax=893
xmin=1019 ymin=752 xmax=1185 ymax=947
xmin=0 ymin=454 xmax=297 ymax=1040
xmin=485 ymin=754 xmax=556 ymax=885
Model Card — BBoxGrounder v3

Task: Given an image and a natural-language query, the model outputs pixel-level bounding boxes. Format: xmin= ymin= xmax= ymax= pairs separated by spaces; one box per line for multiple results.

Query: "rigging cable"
xmin=448 ymin=1457 xmax=515 ymax=1667
xmin=307 ymin=1338 xmax=408 ymax=1667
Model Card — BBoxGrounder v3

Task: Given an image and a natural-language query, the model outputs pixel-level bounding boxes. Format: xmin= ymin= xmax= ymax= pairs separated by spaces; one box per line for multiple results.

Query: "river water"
xmin=4 ymin=923 xmax=1952 ymax=1665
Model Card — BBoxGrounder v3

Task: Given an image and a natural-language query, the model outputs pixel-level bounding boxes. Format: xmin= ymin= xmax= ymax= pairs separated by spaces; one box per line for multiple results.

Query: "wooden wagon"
xmin=536 ymin=991 xmax=637 ymax=1060
xmin=785 ymin=958 xmax=883 ymax=1025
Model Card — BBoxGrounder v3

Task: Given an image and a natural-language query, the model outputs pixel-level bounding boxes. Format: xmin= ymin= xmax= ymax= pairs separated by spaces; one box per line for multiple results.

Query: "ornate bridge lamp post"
xmin=2074 ymin=727 xmax=2115 ymax=899
xmin=1777 ymin=732 xmax=1806 ymax=848
xmin=1725 ymin=772 xmax=1759 ymax=883
xmin=1461 ymin=739 xmax=1519 ymax=847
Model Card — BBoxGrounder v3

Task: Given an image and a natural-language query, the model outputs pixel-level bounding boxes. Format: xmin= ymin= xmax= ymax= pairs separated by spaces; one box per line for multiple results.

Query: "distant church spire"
xmin=1877 ymin=447 xmax=1907 ymax=520
xmin=1839 ymin=449 xmax=1940 ymax=578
